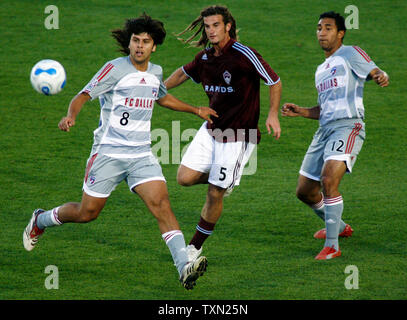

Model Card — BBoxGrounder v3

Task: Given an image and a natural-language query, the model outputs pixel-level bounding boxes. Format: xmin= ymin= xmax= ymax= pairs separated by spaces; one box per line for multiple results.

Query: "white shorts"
xmin=181 ymin=122 xmax=256 ymax=189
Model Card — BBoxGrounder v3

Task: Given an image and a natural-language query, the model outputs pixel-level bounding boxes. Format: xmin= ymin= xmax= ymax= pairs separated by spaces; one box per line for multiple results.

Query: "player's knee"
xmin=148 ymin=196 xmax=171 ymax=215
xmin=176 ymin=170 xmax=193 ymax=186
xmin=296 ymin=187 xmax=307 ymax=202
xmin=177 ymin=175 xmax=189 ymax=186
xmin=296 ymin=184 xmax=320 ymax=204
xmin=296 ymin=184 xmax=311 ymax=202
xmin=320 ymin=175 xmax=339 ymax=196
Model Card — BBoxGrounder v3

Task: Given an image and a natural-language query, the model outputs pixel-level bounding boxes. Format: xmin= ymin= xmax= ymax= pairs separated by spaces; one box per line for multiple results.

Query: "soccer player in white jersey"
xmin=281 ymin=11 xmax=389 ymax=260
xmin=23 ymin=14 xmax=217 ymax=289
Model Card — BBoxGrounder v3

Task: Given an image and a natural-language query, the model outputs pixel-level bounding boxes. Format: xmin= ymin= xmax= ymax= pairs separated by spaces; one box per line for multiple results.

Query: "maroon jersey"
xmin=182 ymin=39 xmax=280 ymax=143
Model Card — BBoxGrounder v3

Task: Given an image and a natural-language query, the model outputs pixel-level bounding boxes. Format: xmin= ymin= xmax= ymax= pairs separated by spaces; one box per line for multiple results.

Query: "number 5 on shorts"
xmin=219 ymin=167 xmax=227 ymax=181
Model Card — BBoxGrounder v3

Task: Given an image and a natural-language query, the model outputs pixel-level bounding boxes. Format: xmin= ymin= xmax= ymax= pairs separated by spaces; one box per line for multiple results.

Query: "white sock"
xmin=311 ymin=196 xmax=325 ymax=220
xmin=36 ymin=207 xmax=63 ymax=230
xmin=324 ymin=196 xmax=344 ymax=250
xmin=311 ymin=194 xmax=346 ymax=233
xmin=162 ymin=230 xmax=189 ymax=276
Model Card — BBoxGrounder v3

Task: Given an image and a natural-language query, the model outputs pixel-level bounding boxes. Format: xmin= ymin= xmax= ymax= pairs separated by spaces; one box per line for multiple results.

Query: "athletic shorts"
xmin=82 ymin=153 xmax=165 ymax=198
xmin=299 ymin=119 xmax=365 ymax=181
xmin=181 ymin=122 xmax=256 ymax=189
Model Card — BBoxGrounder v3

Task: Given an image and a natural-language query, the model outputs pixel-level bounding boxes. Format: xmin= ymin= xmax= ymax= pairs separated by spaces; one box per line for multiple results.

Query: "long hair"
xmin=111 ymin=13 xmax=166 ymax=55
xmin=176 ymin=5 xmax=238 ymax=48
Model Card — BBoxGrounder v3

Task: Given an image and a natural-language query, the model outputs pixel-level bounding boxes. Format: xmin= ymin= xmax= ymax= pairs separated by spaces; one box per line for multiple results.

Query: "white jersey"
xmin=315 ymin=45 xmax=377 ymax=126
xmin=81 ymin=56 xmax=167 ymax=158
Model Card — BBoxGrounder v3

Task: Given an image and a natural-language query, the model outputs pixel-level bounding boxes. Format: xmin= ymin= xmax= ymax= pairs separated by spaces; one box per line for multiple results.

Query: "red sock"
xmin=189 ymin=216 xmax=216 ymax=250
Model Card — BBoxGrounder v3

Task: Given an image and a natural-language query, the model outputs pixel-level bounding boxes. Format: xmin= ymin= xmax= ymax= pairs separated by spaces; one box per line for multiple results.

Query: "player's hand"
xmin=266 ymin=114 xmax=281 ymax=139
xmin=372 ymin=71 xmax=389 ymax=87
xmin=197 ymin=107 xmax=218 ymax=124
xmin=58 ymin=116 xmax=75 ymax=132
xmin=281 ymin=103 xmax=302 ymax=117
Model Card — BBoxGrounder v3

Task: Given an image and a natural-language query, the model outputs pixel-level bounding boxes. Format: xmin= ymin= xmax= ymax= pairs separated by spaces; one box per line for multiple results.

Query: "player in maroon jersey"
xmin=164 ymin=5 xmax=282 ymax=261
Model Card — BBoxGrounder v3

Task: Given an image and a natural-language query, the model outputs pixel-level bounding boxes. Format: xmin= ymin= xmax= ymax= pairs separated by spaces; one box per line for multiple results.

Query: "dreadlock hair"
xmin=111 ymin=13 xmax=166 ymax=55
xmin=176 ymin=5 xmax=238 ymax=48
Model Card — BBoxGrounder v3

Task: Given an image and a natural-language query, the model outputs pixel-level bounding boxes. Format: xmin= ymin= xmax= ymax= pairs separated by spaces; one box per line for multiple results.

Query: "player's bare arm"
xmin=266 ymin=81 xmax=282 ymax=139
xmin=58 ymin=92 xmax=91 ymax=131
xmin=164 ymin=67 xmax=189 ymax=90
xmin=157 ymin=93 xmax=218 ymax=123
xmin=281 ymin=103 xmax=320 ymax=120
xmin=369 ymin=68 xmax=389 ymax=87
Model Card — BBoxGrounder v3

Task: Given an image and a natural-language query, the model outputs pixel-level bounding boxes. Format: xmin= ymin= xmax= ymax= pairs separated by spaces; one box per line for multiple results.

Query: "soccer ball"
xmin=30 ymin=59 xmax=66 ymax=95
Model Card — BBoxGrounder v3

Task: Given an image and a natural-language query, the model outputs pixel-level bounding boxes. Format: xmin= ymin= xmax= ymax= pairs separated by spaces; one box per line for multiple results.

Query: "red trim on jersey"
xmin=97 ymin=63 xmax=114 ymax=81
xmin=345 ymin=123 xmax=362 ymax=154
xmin=84 ymin=153 xmax=98 ymax=183
xmin=352 ymin=46 xmax=371 ymax=62
xmin=98 ymin=63 xmax=113 ymax=78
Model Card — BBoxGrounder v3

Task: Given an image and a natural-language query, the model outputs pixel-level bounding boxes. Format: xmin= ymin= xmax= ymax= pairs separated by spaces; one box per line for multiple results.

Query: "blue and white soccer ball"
xmin=30 ymin=59 xmax=66 ymax=95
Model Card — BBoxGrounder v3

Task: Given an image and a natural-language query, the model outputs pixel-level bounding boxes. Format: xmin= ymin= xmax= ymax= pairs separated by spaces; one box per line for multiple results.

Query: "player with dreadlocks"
xmin=165 ymin=5 xmax=282 ymax=264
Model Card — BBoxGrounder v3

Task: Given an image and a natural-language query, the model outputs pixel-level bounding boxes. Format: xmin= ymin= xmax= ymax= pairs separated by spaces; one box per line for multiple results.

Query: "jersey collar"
xmin=326 ymin=44 xmax=344 ymax=61
xmin=207 ymin=38 xmax=236 ymax=56
xmin=221 ymin=38 xmax=236 ymax=53
xmin=127 ymin=55 xmax=151 ymax=72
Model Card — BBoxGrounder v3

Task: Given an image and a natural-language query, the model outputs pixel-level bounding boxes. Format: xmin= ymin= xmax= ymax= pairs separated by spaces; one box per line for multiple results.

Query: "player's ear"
xmin=338 ymin=30 xmax=345 ymax=42
xmin=152 ymin=44 xmax=157 ymax=52
xmin=225 ymin=22 xmax=232 ymax=33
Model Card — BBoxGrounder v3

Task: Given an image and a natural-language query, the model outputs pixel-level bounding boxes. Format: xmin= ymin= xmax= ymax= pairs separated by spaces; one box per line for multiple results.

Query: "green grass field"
xmin=1 ymin=0 xmax=406 ymax=303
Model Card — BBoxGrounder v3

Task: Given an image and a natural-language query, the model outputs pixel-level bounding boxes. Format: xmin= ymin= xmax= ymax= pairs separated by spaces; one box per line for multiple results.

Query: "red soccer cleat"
xmin=313 ymin=224 xmax=353 ymax=239
xmin=315 ymin=246 xmax=341 ymax=260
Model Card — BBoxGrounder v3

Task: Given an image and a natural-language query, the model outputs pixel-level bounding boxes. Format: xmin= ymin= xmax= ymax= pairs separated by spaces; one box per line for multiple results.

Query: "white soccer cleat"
xmin=23 ymin=209 xmax=45 ymax=251
xmin=186 ymin=244 xmax=202 ymax=262
xmin=180 ymin=256 xmax=208 ymax=290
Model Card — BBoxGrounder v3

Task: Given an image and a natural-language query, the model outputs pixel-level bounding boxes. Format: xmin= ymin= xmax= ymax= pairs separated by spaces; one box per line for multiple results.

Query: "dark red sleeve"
xmin=182 ymin=51 xmax=205 ymax=84
xmin=246 ymin=47 xmax=280 ymax=85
